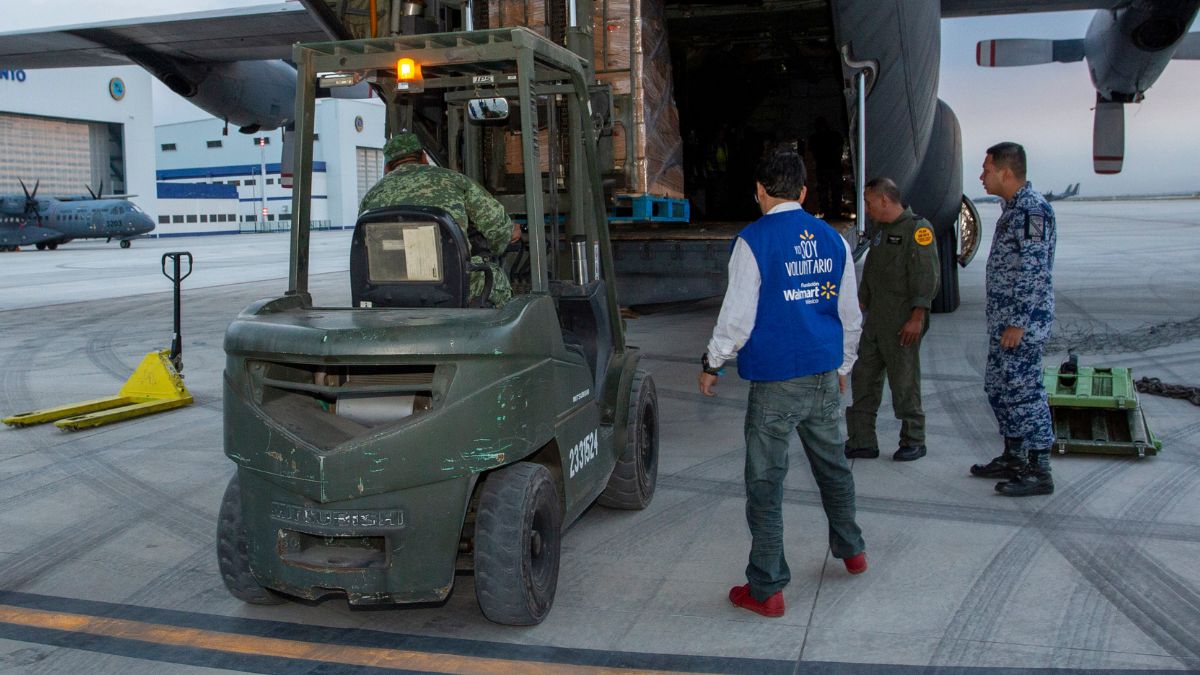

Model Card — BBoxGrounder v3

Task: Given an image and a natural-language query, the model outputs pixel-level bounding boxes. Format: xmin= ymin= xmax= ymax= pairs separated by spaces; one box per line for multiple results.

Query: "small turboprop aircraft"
xmin=0 ymin=180 xmax=156 ymax=251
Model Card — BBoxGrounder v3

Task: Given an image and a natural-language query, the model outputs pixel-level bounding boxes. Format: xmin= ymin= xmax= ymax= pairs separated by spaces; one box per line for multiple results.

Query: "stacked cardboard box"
xmin=487 ymin=0 xmax=684 ymax=199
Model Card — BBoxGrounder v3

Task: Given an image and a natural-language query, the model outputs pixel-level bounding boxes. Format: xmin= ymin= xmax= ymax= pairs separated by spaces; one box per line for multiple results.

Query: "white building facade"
xmin=154 ymin=98 xmax=386 ymax=236
xmin=0 ymin=66 xmax=156 ymax=215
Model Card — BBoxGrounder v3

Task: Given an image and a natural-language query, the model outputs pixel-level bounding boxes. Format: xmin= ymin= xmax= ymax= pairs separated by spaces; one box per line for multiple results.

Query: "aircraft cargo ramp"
xmin=0 ymin=199 xmax=1198 ymax=672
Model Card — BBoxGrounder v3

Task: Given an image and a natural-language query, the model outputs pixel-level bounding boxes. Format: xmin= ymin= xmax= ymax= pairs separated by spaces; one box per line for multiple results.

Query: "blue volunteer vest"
xmin=736 ymin=208 xmax=846 ymax=382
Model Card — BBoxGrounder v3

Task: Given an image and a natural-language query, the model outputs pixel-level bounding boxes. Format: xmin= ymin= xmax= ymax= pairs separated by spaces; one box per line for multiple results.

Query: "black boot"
xmin=995 ymin=459 xmax=1054 ymax=497
xmin=970 ymin=437 xmax=1023 ymax=479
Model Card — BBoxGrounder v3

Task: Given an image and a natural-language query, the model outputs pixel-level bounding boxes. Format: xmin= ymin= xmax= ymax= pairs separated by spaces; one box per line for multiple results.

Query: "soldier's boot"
xmin=970 ymin=437 xmax=1024 ymax=479
xmin=995 ymin=452 xmax=1054 ymax=497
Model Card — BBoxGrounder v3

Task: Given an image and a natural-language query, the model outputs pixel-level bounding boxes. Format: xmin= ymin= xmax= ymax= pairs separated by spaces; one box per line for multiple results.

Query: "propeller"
xmin=976 ymin=38 xmax=1084 ymax=67
xmin=18 ymin=178 xmax=43 ymax=227
xmin=85 ymin=181 xmax=105 ymax=199
xmin=1093 ymin=96 xmax=1125 ymax=174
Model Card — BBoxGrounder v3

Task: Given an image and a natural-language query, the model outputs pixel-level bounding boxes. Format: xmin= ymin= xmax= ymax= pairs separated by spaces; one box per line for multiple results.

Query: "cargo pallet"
xmin=1043 ymin=360 xmax=1161 ymax=458
xmin=608 ymin=194 xmax=689 ymax=224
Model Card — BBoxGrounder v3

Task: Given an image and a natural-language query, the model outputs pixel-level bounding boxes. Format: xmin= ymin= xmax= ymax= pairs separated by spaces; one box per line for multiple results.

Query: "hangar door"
xmin=0 ymin=112 xmax=125 ymax=196
xmin=356 ymin=146 xmax=384 ymax=203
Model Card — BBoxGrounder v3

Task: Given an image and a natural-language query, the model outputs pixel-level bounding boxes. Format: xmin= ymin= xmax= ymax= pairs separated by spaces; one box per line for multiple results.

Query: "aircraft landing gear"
xmin=120 ymin=240 xmax=131 ymax=249
xmin=36 ymin=243 xmax=46 ymax=251
xmin=48 ymin=242 xmax=58 ymax=250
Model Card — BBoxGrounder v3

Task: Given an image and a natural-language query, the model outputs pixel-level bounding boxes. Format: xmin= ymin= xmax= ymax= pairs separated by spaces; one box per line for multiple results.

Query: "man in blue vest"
xmin=700 ymin=148 xmax=867 ymax=618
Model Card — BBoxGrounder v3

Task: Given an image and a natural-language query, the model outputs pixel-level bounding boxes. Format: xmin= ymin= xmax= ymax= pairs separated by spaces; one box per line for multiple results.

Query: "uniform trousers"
xmin=742 ymin=371 xmax=865 ymax=601
xmin=846 ymin=320 xmax=926 ymax=449
xmin=984 ymin=337 xmax=1054 ymax=466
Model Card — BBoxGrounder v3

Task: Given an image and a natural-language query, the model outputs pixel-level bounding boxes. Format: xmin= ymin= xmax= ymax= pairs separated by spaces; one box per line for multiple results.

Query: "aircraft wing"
xmin=0 ymin=3 xmax=333 ymax=68
xmin=941 ymin=1 xmax=1121 ymax=18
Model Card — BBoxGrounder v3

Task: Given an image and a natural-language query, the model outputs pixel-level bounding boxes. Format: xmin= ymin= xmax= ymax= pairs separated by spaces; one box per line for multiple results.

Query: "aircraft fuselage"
xmin=0 ymin=197 xmax=155 ymax=249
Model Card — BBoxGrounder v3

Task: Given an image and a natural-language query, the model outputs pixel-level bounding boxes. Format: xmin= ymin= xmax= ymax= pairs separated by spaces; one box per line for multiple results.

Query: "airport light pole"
xmin=258 ymin=137 xmax=268 ymax=231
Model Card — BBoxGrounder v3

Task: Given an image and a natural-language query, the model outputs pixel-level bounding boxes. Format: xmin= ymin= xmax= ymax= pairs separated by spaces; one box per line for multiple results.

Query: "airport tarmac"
xmin=0 ymin=199 xmax=1197 ymax=674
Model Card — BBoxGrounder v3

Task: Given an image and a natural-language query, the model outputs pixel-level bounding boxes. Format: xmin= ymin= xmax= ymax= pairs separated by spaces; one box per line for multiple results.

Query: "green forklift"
xmin=216 ymin=27 xmax=658 ymax=625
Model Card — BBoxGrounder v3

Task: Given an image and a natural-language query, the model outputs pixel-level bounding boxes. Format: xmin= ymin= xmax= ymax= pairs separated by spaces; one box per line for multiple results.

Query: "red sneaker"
xmin=844 ymin=552 xmax=868 ymax=575
xmin=728 ymin=584 xmax=785 ymax=617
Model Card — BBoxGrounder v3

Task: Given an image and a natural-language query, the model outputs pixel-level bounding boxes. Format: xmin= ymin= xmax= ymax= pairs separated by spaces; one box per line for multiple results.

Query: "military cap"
xmin=384 ymin=132 xmax=423 ymax=162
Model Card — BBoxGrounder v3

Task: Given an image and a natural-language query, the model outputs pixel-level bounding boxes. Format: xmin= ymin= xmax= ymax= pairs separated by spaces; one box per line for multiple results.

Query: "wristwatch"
xmin=701 ymin=353 xmax=722 ymax=376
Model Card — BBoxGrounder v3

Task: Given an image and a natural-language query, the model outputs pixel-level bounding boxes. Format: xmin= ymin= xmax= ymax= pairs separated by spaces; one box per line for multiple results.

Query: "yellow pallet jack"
xmin=3 ymin=252 xmax=194 ymax=431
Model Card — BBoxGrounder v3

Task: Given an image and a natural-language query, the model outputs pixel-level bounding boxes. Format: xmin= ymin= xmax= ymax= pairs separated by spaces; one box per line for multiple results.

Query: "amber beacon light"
xmin=396 ymin=57 xmax=424 ymax=92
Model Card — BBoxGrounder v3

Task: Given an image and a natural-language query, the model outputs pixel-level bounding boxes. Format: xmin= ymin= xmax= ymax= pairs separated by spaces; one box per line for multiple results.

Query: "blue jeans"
xmin=743 ymin=371 xmax=865 ymax=601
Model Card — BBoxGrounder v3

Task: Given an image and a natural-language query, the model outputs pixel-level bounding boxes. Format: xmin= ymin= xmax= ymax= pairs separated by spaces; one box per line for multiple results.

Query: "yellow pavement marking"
xmin=0 ymin=604 xmax=685 ymax=674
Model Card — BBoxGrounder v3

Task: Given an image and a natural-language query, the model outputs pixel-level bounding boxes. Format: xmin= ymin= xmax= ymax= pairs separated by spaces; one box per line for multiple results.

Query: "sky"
xmin=7 ymin=1 xmax=1200 ymax=196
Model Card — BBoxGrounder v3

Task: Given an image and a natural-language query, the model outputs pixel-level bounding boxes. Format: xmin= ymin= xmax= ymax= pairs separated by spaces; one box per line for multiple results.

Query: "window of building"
xmin=313 ymin=134 xmax=319 ymax=141
xmin=244 ymin=215 xmax=255 ymax=222
xmin=279 ymin=212 xmax=291 ymax=220
xmin=186 ymin=215 xmax=198 ymax=223
xmin=216 ymin=214 xmax=226 ymax=222
xmin=267 ymin=214 xmax=275 ymax=221
xmin=244 ymin=179 xmax=256 ymax=186
xmin=199 ymin=214 xmax=207 ymax=223
xmin=158 ymin=215 xmax=169 ymax=224
xmin=228 ymin=214 xmax=236 ymax=221
xmin=207 ymin=140 xmax=223 ymax=148
xmin=266 ymin=178 xmax=274 ymax=185
xmin=161 ymin=143 xmax=177 ymax=151
xmin=230 ymin=180 xmax=241 ymax=186
xmin=172 ymin=215 xmax=184 ymax=223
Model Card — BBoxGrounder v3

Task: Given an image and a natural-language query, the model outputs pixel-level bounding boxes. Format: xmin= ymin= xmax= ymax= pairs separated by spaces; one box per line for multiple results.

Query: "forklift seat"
xmin=351 ymin=205 xmax=492 ymax=308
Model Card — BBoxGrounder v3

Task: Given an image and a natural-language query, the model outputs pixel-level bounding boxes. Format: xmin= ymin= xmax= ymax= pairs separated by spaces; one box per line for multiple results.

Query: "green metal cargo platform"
xmin=1043 ymin=360 xmax=1161 ymax=458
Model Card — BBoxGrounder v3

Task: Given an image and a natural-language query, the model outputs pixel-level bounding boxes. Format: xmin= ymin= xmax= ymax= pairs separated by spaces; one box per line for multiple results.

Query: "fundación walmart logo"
xmin=820 ymin=282 xmax=838 ymax=299
xmin=799 ymin=230 xmax=814 ymax=240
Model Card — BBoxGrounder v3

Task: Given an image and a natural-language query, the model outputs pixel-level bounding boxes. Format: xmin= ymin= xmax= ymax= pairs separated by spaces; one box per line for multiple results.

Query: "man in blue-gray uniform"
xmin=971 ymin=142 xmax=1057 ymax=497
xmin=699 ymin=148 xmax=866 ymax=618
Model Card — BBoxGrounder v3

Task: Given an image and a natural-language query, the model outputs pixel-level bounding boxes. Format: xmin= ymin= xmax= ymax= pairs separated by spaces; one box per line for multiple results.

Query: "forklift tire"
xmin=216 ymin=474 xmax=286 ymax=605
xmin=598 ymin=370 xmax=658 ymax=510
xmin=474 ymin=462 xmax=562 ymax=625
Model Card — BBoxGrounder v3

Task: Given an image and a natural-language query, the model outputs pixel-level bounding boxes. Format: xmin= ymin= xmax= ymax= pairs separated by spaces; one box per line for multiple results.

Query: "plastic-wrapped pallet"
xmin=593 ymin=0 xmax=684 ymax=198
xmin=485 ymin=0 xmax=684 ymax=199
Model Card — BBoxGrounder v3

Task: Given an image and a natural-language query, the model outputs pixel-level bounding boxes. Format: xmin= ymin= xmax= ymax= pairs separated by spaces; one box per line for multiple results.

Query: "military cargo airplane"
xmin=970 ymin=0 xmax=1200 ymax=174
xmin=1 ymin=1 xmax=1194 ymax=309
xmin=0 ymin=180 xmax=155 ymax=251
xmin=1045 ymin=183 xmax=1081 ymax=201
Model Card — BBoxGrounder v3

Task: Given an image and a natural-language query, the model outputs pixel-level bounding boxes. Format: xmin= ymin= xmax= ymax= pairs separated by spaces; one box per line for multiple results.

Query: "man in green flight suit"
xmin=845 ymin=177 xmax=940 ymax=461
xmin=359 ymin=131 xmax=521 ymax=307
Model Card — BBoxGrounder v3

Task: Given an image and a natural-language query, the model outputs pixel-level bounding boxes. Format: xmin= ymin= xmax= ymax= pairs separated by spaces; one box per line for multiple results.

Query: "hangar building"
xmin=0 ymin=66 xmax=155 ymax=212
xmin=154 ymin=99 xmax=386 ymax=235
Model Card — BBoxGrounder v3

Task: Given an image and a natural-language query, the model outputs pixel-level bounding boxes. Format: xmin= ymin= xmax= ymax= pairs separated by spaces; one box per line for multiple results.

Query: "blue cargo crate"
xmin=609 ymin=194 xmax=690 ymax=224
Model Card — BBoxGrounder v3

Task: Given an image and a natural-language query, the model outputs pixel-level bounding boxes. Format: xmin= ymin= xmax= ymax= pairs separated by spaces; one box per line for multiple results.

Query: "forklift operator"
xmin=359 ymin=132 xmax=522 ymax=307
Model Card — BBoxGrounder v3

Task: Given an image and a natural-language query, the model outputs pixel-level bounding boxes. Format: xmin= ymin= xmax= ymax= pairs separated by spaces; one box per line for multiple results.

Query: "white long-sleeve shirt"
xmin=706 ymin=202 xmax=863 ymax=376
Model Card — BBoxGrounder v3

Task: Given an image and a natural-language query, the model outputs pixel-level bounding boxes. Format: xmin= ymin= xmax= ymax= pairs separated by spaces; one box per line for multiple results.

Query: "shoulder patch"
xmin=914 ymin=227 xmax=934 ymax=246
xmin=1025 ymin=212 xmax=1045 ymax=241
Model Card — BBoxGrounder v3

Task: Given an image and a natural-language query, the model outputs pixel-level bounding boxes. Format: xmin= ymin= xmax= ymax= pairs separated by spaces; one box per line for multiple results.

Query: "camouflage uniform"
xmin=984 ymin=182 xmax=1056 ymax=469
xmin=846 ymin=207 xmax=940 ymax=452
xmin=359 ymin=137 xmax=514 ymax=307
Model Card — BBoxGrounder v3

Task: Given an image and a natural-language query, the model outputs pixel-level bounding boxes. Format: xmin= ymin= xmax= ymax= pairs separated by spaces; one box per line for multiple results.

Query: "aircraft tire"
xmin=120 ymin=240 xmax=131 ymax=249
xmin=36 ymin=243 xmax=46 ymax=251
xmin=474 ymin=462 xmax=562 ymax=625
xmin=216 ymin=474 xmax=287 ymax=605
xmin=598 ymin=369 xmax=658 ymax=510
xmin=930 ymin=224 xmax=961 ymax=314
xmin=47 ymin=242 xmax=57 ymax=250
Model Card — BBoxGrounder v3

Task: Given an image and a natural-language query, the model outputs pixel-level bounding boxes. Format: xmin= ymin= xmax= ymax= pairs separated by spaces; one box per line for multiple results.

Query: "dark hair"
xmin=755 ymin=148 xmax=806 ymax=200
xmin=986 ymin=141 xmax=1026 ymax=180
xmin=864 ymin=176 xmax=901 ymax=203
